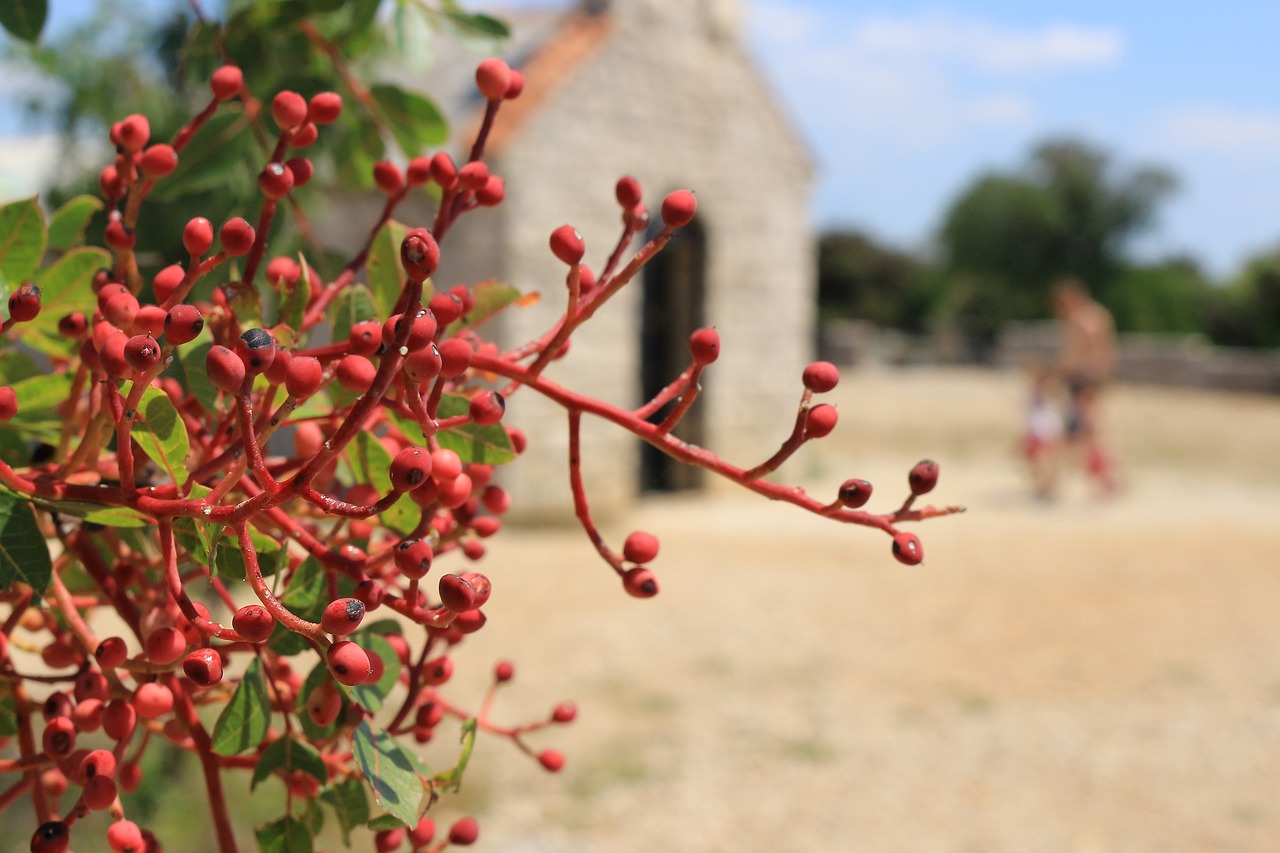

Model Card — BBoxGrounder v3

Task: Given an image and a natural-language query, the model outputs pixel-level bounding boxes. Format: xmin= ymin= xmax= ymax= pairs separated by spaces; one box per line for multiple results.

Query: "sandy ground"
xmin=434 ymin=367 xmax=1280 ymax=852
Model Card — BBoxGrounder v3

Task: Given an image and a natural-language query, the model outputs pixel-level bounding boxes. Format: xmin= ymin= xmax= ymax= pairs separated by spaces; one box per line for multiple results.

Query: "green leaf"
xmin=436 ymin=393 xmax=516 ymax=465
xmin=0 ymin=350 xmax=42 ymax=385
xmin=254 ymin=815 xmax=313 ymax=853
xmin=131 ymin=387 xmax=191 ymax=484
xmin=330 ymin=284 xmax=378 ymax=345
xmin=215 ymin=528 xmax=283 ymax=581
xmin=444 ymin=11 xmax=510 ymax=40
xmin=0 ymin=490 xmax=51 ymax=593
xmin=173 ymin=342 xmax=221 ymax=414
xmin=2 ymin=373 xmax=73 ymax=443
xmin=352 ymin=720 xmax=424 ymax=827
xmin=367 ymin=814 xmax=406 ymax=832
xmin=366 ymin=220 xmax=409 ymax=319
xmin=368 ymin=84 xmax=447 ymax=157
xmin=322 ymin=778 xmax=370 ymax=846
xmin=278 ymin=254 xmax=313 ymax=335
xmin=27 ymin=247 xmax=110 ymax=350
xmin=252 ymin=735 xmax=328 ymax=791
xmin=269 ymin=558 xmax=329 ymax=656
xmin=433 ymin=717 xmax=478 ymax=793
xmin=211 ymin=658 xmax=272 ymax=754
xmin=0 ymin=0 xmax=46 ymax=43
xmin=46 ymin=196 xmax=103 ymax=251
xmin=349 ymin=432 xmax=416 ymax=536
xmin=0 ymin=695 xmax=17 ymax=736
xmin=347 ymin=633 xmax=401 ymax=713
xmin=0 ymin=197 xmax=46 ymax=283
xmin=453 ymin=280 xmax=522 ymax=331
xmin=152 ymin=110 xmax=253 ymax=202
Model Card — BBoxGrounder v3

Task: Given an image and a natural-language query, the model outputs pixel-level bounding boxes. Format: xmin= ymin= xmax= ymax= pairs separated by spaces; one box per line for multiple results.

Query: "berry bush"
xmin=0 ymin=7 xmax=961 ymax=853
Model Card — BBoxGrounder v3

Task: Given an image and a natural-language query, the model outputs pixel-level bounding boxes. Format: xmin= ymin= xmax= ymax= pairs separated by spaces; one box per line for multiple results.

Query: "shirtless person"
xmin=1050 ymin=278 xmax=1118 ymax=495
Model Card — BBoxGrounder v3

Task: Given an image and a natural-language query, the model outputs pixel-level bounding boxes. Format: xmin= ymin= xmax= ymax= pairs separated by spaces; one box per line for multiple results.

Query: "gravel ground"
xmin=437 ymin=367 xmax=1280 ymax=852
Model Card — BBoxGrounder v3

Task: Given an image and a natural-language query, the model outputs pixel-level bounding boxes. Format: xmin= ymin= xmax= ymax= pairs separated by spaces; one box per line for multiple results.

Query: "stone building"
xmin=411 ymin=0 xmax=815 ymax=520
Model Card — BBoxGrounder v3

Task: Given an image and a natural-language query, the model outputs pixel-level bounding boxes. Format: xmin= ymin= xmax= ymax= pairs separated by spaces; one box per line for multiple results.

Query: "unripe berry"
xmin=616 ymin=175 xmax=643 ymax=209
xmin=475 ymin=57 xmax=512 ymax=100
xmin=438 ymin=338 xmax=472 ymax=377
xmin=220 ymin=217 xmax=256 ymax=256
xmin=133 ymin=682 xmax=174 ymax=718
xmin=401 ymin=227 xmax=441 ymax=281
xmin=285 ymin=355 xmax=324 ymax=398
xmin=182 ymin=648 xmax=223 ymax=687
xmin=891 ymin=531 xmax=924 ymax=566
xmin=336 ymin=354 xmax=376 ymax=392
xmin=373 ymin=160 xmax=403 ymax=194
xmin=139 ymin=143 xmax=177 ymax=177
xmin=458 ymin=161 xmax=489 ymax=191
xmin=123 ymin=335 xmax=161 ymax=373
xmin=837 ymin=478 xmax=873 ymax=508
xmin=549 ymin=224 xmax=585 ymax=265
xmin=689 ymin=327 xmax=720 ymax=365
xmin=210 ymin=65 xmax=243 ymax=100
xmin=8 ymin=282 xmax=42 ymax=322
xmin=623 ymin=531 xmax=660 ymax=564
xmin=469 ymin=390 xmax=505 ymax=426
xmin=908 ymin=459 xmax=939 ymax=495
xmin=538 ymin=749 xmax=565 ymax=772
xmin=327 ymin=640 xmax=373 ymax=686
xmin=233 ymin=604 xmax=275 ymax=643
xmin=802 ymin=360 xmax=840 ymax=393
xmin=448 ymin=817 xmax=479 ymax=846
xmin=805 ymin=404 xmax=838 ymax=438
xmin=272 ymin=91 xmax=308 ymax=130
xmin=106 ymin=820 xmax=144 ymax=853
xmin=308 ymin=91 xmax=343 ymax=124
xmin=258 ymin=161 xmax=294 ymax=199
xmin=622 ymin=567 xmax=659 ymax=598
xmin=29 ymin=821 xmax=69 ymax=853
xmin=235 ymin=327 xmax=277 ymax=374
xmin=661 ymin=189 xmax=697 ymax=227
xmin=0 ymin=386 xmax=16 ymax=422
xmin=206 ymin=345 xmax=246 ymax=394
xmin=183 ymin=216 xmax=214 ymax=256
xmin=164 ymin=304 xmax=204 ymax=344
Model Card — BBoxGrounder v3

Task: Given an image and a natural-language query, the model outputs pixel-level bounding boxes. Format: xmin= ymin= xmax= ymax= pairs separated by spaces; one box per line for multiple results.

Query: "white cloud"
xmin=1152 ymin=104 xmax=1280 ymax=158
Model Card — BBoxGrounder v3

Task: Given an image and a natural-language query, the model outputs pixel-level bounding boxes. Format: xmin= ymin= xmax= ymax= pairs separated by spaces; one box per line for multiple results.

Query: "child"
xmin=1021 ymin=359 xmax=1063 ymax=500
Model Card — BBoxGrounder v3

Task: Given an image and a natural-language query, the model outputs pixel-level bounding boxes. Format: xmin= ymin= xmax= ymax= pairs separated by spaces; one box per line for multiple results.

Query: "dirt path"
xmin=442 ymin=367 xmax=1280 ymax=852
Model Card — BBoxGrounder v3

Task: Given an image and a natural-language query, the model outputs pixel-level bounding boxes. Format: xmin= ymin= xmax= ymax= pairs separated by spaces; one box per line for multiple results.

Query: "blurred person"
xmin=1020 ymin=358 xmax=1063 ymax=500
xmin=1050 ymin=277 xmax=1119 ymax=495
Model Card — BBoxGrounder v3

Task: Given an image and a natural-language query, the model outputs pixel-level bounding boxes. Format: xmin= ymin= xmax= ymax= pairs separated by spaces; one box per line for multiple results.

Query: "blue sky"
xmin=11 ymin=0 xmax=1280 ymax=277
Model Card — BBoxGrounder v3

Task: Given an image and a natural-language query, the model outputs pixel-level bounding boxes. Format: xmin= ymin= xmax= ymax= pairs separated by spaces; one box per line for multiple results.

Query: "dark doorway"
xmin=640 ymin=215 xmax=707 ymax=492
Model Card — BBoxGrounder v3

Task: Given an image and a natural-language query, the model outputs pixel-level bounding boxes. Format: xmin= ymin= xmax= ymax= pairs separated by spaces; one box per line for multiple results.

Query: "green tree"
xmin=1205 ymin=250 xmax=1280 ymax=347
xmin=816 ymin=229 xmax=934 ymax=332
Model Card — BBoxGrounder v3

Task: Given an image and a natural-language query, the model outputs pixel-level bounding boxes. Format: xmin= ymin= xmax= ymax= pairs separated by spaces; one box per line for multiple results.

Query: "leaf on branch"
xmin=0 ymin=489 xmax=51 ymax=594
xmin=252 ymin=734 xmax=328 ymax=791
xmin=444 ymin=10 xmax=511 ymax=40
xmin=435 ymin=393 xmax=516 ymax=465
xmin=0 ymin=0 xmax=47 ymax=43
xmin=368 ymin=84 xmax=447 ymax=157
xmin=322 ymin=778 xmax=370 ymax=846
xmin=347 ymin=632 xmax=401 ymax=713
xmin=331 ymin=284 xmax=379 ymax=346
xmin=254 ymin=815 xmax=314 ymax=853
xmin=352 ymin=720 xmax=425 ymax=827
xmin=0 ymin=197 xmax=46 ymax=284
xmin=172 ymin=342 xmax=222 ymax=415
xmin=433 ymin=717 xmax=477 ymax=794
xmin=26 ymin=247 xmax=112 ymax=353
xmin=366 ymin=220 xmax=411 ymax=319
xmin=132 ymin=387 xmax=191 ymax=484
xmin=46 ymin=195 xmax=103 ymax=251
xmin=211 ymin=657 xmax=272 ymax=755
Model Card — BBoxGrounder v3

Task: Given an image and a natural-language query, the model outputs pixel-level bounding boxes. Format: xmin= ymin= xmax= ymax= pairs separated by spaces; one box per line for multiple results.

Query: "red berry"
xmin=83 ymin=773 xmax=118 ymax=810
xmin=42 ymin=717 xmax=76 ymax=758
xmin=802 ymin=361 xmax=840 ymax=393
xmin=481 ymin=485 xmax=511 ymax=515
xmin=469 ymin=390 xmax=505 ymax=426
xmin=123 ymin=334 xmax=161 ymax=373
xmin=104 ymin=219 xmax=136 ymax=250
xmin=475 ymin=57 xmax=512 ymax=100
xmin=438 ymin=473 xmax=472 ymax=509
xmin=622 ymin=567 xmax=659 ymax=598
xmin=406 ymin=156 xmax=432 ymax=186
xmin=321 ymin=598 xmax=366 ymax=636
xmin=382 ymin=310 xmax=437 ymax=352
xmin=29 ymin=821 xmax=70 ymax=853
xmin=837 ymin=478 xmax=873 ymax=508
xmin=285 ymin=156 xmax=313 ymax=187
xmin=805 ymin=404 xmax=838 ymax=438
xmin=623 ymin=531 xmax=660 ymax=564
xmin=505 ymin=70 xmax=525 ymax=99
xmin=689 ymin=327 xmax=720 ymax=365
xmin=264 ymin=346 xmax=292 ymax=384
xmin=235 ymin=327 xmax=277 ymax=374
xmin=133 ymin=682 xmax=174 ymax=719
xmin=437 ymin=573 xmax=475 ymax=611
xmin=327 ymin=640 xmax=373 ymax=686
xmin=164 ymin=304 xmax=204 ymax=345
xmin=438 ymin=338 xmax=472 ymax=377
xmin=476 ymin=174 xmax=505 ymax=206
xmin=103 ymin=291 xmax=139 ymax=327
xmin=206 ymin=345 xmax=246 ymax=394
xmin=494 ymin=660 xmax=515 ymax=682
xmin=258 ymin=161 xmax=294 ymax=199
xmin=290 ymin=121 xmax=318 ymax=148
xmin=285 ymin=355 xmax=323 ymax=398
xmin=139 ymin=143 xmax=177 ymax=177
xmin=408 ymin=817 xmax=436 ymax=848
xmin=106 ymin=820 xmax=144 ymax=853
xmin=390 ymin=446 xmax=432 ymax=491
xmin=134 ymin=304 xmax=167 ymax=337
xmin=401 ymin=228 xmax=440 ymax=281
xmin=8 ymin=282 xmax=41 ymax=322
xmin=661 ymin=189 xmax=697 ymax=228
xmin=429 ymin=152 xmax=457 ymax=188
xmin=308 ymin=91 xmax=343 ymax=124
xmin=908 ymin=459 xmax=939 ymax=496
xmin=375 ymin=828 xmax=405 ymax=853
xmin=306 ymin=680 xmax=343 ymax=727
xmin=448 ymin=817 xmax=479 ymax=846
xmin=220 ymin=217 xmax=256 ymax=256
xmin=347 ymin=318 xmax=381 ymax=356
xmin=182 ymin=648 xmax=223 ymax=687
xmin=183 ymin=216 xmax=214 ymax=256
xmin=116 ymin=114 xmax=150 ymax=153
xmin=458 ymin=161 xmax=489 ymax=191
xmin=57 ymin=311 xmax=88 ymax=339
xmin=373 ymin=160 xmax=403 ymax=194
xmin=232 ymin=604 xmax=275 ymax=643
xmin=549 ymin=224 xmax=585 ymax=265
xmin=210 ymin=65 xmax=243 ymax=100
xmin=272 ymin=91 xmax=308 ymax=130
xmin=421 ymin=656 xmax=453 ymax=686
xmin=102 ymin=700 xmax=137 ymax=742
xmin=95 ymin=636 xmax=128 ymax=669
xmin=403 ymin=344 xmax=442 ymax=383
xmin=336 ymin=354 xmax=377 ymax=392
xmin=0 ymin=386 xmax=16 ymax=422
xmin=145 ymin=626 xmax=186 ymax=665
xmin=616 ymin=175 xmax=643 ymax=209
xmin=551 ymin=701 xmax=577 ymax=723
xmin=538 ymin=749 xmax=565 ymax=772
xmin=430 ymin=448 xmax=463 ymax=483
xmin=891 ymin=531 xmax=924 ymax=565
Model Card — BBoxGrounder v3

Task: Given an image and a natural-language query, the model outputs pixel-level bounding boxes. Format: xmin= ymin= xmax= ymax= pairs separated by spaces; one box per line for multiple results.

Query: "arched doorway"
xmin=640 ymin=215 xmax=707 ymax=492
